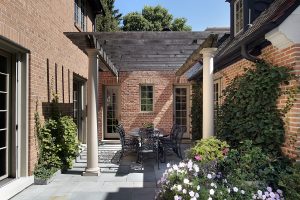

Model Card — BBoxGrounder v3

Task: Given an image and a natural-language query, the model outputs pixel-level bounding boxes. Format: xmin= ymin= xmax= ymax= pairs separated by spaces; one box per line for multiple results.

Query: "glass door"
xmin=104 ymin=86 xmax=120 ymax=139
xmin=174 ymin=86 xmax=189 ymax=138
xmin=0 ymin=54 xmax=9 ymax=181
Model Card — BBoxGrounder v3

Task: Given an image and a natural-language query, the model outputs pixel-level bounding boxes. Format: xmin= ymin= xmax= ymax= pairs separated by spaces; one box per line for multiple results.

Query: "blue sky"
xmin=115 ymin=0 xmax=230 ymax=31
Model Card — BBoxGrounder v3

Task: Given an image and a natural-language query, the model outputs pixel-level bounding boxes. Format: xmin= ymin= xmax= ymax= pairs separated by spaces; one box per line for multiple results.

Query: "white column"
xmin=83 ymin=49 xmax=100 ymax=176
xmin=201 ymin=48 xmax=217 ymax=139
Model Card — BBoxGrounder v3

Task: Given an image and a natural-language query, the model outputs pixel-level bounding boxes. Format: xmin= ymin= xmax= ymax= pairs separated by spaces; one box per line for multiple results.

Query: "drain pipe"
xmin=241 ymin=43 xmax=261 ymax=63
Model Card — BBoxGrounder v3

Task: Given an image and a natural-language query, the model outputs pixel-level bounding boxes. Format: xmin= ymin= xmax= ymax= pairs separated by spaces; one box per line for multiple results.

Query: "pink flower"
xmin=222 ymin=148 xmax=229 ymax=155
xmin=194 ymin=155 xmax=202 ymax=161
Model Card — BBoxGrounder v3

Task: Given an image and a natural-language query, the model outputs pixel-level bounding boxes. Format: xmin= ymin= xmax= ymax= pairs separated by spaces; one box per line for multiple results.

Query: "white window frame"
xmin=140 ymin=85 xmax=154 ymax=112
xmin=234 ymin=0 xmax=244 ymax=35
xmin=74 ymin=0 xmax=87 ymax=31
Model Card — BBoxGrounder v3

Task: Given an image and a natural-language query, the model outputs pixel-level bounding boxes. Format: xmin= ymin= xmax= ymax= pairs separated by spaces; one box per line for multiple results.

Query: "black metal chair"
xmin=159 ymin=125 xmax=186 ymax=162
xmin=136 ymin=128 xmax=160 ymax=169
xmin=116 ymin=124 xmax=138 ymax=162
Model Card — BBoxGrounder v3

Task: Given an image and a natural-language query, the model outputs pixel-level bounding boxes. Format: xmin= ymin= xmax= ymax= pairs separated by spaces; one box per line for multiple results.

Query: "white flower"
xmin=173 ymin=164 xmax=179 ymax=171
xmin=257 ymin=190 xmax=263 ymax=197
xmin=177 ymin=185 xmax=182 ymax=191
xmin=267 ymin=187 xmax=272 ymax=192
xmin=208 ymin=197 xmax=212 ymax=200
xmin=193 ymin=164 xmax=199 ymax=172
xmin=270 ymin=192 xmax=275 ymax=198
xmin=241 ymin=190 xmax=245 ymax=194
xmin=209 ymin=189 xmax=215 ymax=195
xmin=187 ymin=160 xmax=193 ymax=170
xmin=227 ymin=188 xmax=231 ymax=193
xmin=167 ymin=163 xmax=171 ymax=168
xmin=183 ymin=189 xmax=187 ymax=194
xmin=276 ymin=189 xmax=282 ymax=194
xmin=168 ymin=168 xmax=173 ymax=173
xmin=190 ymin=197 xmax=196 ymax=200
xmin=179 ymin=162 xmax=185 ymax=168
xmin=207 ymin=174 xmax=212 ymax=179
xmin=195 ymin=193 xmax=199 ymax=198
xmin=174 ymin=195 xmax=182 ymax=200
xmin=183 ymin=178 xmax=189 ymax=184
xmin=197 ymin=185 xmax=200 ymax=190
xmin=189 ymin=191 xmax=195 ymax=197
xmin=233 ymin=187 xmax=238 ymax=192
xmin=252 ymin=194 xmax=257 ymax=199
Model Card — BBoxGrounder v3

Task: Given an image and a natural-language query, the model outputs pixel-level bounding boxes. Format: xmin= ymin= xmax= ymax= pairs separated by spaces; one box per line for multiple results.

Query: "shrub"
xmin=56 ymin=116 xmax=79 ymax=169
xmin=38 ymin=119 xmax=62 ymax=168
xmin=278 ymin=164 xmax=300 ymax=200
xmin=186 ymin=137 xmax=229 ymax=163
xmin=221 ymin=140 xmax=271 ymax=188
xmin=34 ymin=164 xmax=59 ymax=180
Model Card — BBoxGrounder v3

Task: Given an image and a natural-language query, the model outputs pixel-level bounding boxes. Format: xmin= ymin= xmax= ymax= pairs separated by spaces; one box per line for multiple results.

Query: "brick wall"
xmin=98 ymin=70 xmax=190 ymax=140
xmin=214 ymin=44 xmax=300 ymax=160
xmin=0 ymin=0 xmax=96 ymax=174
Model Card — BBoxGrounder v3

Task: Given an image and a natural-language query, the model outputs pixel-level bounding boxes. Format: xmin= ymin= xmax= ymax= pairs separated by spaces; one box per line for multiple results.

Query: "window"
xmin=214 ymin=79 xmax=222 ymax=117
xmin=234 ymin=0 xmax=243 ymax=35
xmin=74 ymin=0 xmax=87 ymax=31
xmin=140 ymin=85 xmax=153 ymax=112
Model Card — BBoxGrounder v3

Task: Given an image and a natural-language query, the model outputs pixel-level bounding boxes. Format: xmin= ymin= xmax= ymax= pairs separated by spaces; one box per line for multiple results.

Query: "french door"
xmin=73 ymin=78 xmax=86 ymax=143
xmin=104 ymin=86 xmax=120 ymax=139
xmin=0 ymin=53 xmax=10 ymax=181
xmin=174 ymin=86 xmax=190 ymax=138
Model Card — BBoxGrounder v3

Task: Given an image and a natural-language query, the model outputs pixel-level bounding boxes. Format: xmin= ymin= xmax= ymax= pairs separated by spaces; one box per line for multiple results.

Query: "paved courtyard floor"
xmin=11 ymin=144 xmax=190 ymax=200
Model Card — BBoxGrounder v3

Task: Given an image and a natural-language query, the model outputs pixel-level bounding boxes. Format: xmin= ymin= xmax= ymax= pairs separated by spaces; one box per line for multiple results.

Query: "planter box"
xmin=34 ymin=170 xmax=61 ymax=185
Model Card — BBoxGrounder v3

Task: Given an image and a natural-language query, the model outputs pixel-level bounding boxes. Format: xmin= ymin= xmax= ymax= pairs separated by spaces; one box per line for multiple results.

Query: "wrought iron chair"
xmin=159 ymin=125 xmax=186 ymax=162
xmin=136 ymin=128 xmax=160 ymax=169
xmin=116 ymin=124 xmax=138 ymax=162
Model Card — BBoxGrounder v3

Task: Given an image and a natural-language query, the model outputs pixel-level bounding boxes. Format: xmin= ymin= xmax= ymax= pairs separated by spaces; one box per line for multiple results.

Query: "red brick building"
xmin=179 ymin=0 xmax=300 ymax=160
xmin=0 ymin=0 xmax=104 ymax=198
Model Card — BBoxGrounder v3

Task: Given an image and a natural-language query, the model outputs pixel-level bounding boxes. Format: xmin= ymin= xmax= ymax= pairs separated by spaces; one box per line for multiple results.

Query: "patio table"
xmin=128 ymin=127 xmax=168 ymax=138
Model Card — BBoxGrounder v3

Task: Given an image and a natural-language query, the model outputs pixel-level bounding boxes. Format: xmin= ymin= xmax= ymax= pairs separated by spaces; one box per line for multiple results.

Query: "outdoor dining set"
xmin=116 ymin=124 xmax=186 ymax=169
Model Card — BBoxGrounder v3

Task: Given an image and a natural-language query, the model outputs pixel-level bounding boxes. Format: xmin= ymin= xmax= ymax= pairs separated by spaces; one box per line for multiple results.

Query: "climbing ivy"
xmin=217 ymin=61 xmax=298 ymax=155
xmin=191 ymin=82 xmax=203 ymax=140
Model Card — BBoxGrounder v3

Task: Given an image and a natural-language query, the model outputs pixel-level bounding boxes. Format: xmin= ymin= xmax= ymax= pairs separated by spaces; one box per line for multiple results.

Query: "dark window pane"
xmin=141 ymin=105 xmax=146 ymax=111
xmin=0 ymin=149 xmax=6 ymax=176
xmin=141 ymin=99 xmax=146 ymax=105
xmin=146 ymin=99 xmax=153 ymax=105
xmin=147 ymin=86 xmax=153 ymax=91
xmin=0 ymin=74 xmax=7 ymax=92
xmin=0 ymin=130 xmax=5 ymax=148
xmin=0 ymin=56 xmax=7 ymax=74
xmin=0 ymin=112 xmax=6 ymax=129
xmin=107 ymin=126 xmax=113 ymax=133
xmin=0 ymin=93 xmax=6 ymax=110
xmin=147 ymin=92 xmax=153 ymax=99
xmin=146 ymin=105 xmax=153 ymax=111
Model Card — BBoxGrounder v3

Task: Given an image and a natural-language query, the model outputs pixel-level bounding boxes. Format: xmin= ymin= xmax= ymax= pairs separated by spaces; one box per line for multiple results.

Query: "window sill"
xmin=139 ymin=111 xmax=155 ymax=114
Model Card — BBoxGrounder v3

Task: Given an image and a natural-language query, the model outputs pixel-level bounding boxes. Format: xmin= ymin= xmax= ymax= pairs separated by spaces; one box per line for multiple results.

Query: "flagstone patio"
xmin=11 ymin=144 xmax=190 ymax=200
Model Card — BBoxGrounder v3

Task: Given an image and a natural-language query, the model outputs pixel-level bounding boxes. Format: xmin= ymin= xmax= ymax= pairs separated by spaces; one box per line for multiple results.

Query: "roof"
xmin=64 ymin=31 xmax=227 ymax=72
xmin=89 ymin=0 xmax=105 ymax=15
xmin=214 ymin=0 xmax=299 ymax=69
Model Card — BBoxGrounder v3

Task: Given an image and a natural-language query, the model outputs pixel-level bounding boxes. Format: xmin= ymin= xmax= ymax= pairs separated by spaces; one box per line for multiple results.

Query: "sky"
xmin=114 ymin=0 xmax=230 ymax=31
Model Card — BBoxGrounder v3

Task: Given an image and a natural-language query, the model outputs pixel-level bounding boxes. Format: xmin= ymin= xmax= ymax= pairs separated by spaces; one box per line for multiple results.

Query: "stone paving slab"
xmin=11 ymin=144 xmax=190 ymax=200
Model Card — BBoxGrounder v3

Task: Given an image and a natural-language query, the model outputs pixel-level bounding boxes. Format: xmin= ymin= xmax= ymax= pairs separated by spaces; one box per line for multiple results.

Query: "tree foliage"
xmin=122 ymin=5 xmax=192 ymax=31
xmin=96 ymin=0 xmax=122 ymax=32
xmin=191 ymin=82 xmax=203 ymax=140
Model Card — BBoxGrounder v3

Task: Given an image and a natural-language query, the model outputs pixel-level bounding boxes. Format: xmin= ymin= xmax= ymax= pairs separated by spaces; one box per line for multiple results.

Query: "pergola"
xmin=64 ymin=31 xmax=226 ymax=176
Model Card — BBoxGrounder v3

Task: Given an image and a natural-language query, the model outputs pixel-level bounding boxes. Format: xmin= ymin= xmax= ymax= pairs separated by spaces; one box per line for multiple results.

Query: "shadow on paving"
xmin=10 ymin=144 xmax=191 ymax=200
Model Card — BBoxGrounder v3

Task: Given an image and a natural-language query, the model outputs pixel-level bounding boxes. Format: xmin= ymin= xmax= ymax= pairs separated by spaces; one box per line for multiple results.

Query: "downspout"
xmin=240 ymin=43 xmax=261 ymax=63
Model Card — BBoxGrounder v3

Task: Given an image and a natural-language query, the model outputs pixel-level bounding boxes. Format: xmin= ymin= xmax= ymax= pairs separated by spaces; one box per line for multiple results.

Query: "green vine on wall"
xmin=217 ymin=61 xmax=299 ymax=156
xmin=191 ymin=81 xmax=203 ymax=140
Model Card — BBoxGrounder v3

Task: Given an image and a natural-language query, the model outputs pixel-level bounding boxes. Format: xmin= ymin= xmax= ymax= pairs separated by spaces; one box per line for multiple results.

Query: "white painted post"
xmin=201 ymin=48 xmax=217 ymax=139
xmin=83 ymin=49 xmax=100 ymax=176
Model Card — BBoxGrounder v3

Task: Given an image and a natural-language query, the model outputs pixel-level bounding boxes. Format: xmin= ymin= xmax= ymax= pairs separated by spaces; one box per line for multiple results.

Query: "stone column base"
xmin=82 ymin=167 xmax=100 ymax=176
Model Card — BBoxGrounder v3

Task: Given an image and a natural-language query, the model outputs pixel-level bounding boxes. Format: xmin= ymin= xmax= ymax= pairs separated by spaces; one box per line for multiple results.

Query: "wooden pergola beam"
xmin=175 ymin=34 xmax=219 ymax=76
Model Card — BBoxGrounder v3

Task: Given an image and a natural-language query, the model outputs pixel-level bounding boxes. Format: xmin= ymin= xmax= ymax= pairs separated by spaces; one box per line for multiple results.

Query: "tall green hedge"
xmin=191 ymin=82 xmax=203 ymax=140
